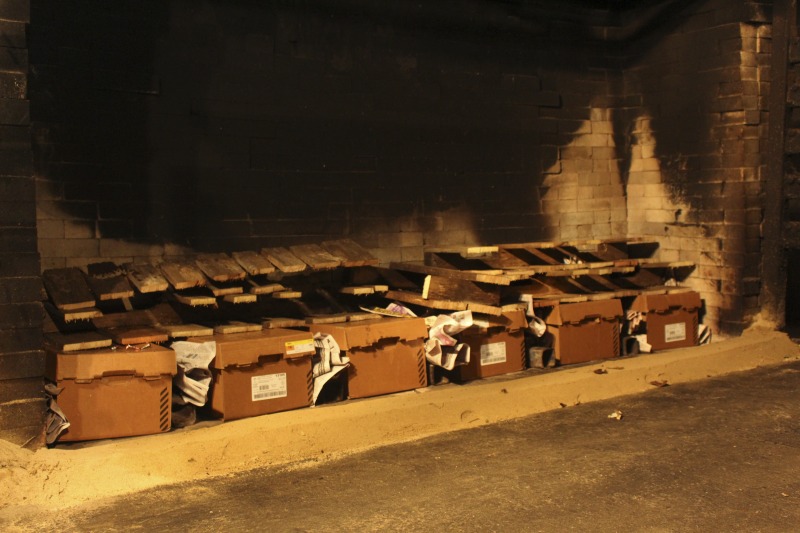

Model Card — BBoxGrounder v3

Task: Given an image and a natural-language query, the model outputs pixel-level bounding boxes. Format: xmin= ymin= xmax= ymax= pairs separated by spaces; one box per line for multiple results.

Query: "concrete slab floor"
xmin=1 ymin=329 xmax=799 ymax=531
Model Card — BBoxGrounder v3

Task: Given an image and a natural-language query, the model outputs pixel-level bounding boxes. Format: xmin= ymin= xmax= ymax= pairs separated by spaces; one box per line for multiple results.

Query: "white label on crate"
xmin=480 ymin=342 xmax=507 ymax=366
xmin=285 ymin=338 xmax=315 ymax=356
xmin=251 ymin=373 xmax=288 ymax=402
xmin=664 ymin=322 xmax=687 ymax=343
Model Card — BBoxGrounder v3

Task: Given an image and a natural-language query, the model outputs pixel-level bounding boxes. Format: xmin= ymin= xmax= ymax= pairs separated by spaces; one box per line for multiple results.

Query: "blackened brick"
xmin=0 ymin=329 xmax=42 ymax=355
xmin=0 ymin=303 xmax=42 ymax=329
xmin=0 ymin=0 xmax=30 ymax=22
xmin=0 ymin=200 xmax=34 ymax=226
xmin=0 ymin=46 xmax=27 ymax=71
xmin=0 ymin=98 xmax=28 ymax=126
xmin=0 ymin=277 xmax=45 ymax=304
xmin=0 ymin=399 xmax=46 ymax=430
xmin=0 ymin=377 xmax=43 ymax=403
xmin=0 ymin=253 xmax=38 ymax=277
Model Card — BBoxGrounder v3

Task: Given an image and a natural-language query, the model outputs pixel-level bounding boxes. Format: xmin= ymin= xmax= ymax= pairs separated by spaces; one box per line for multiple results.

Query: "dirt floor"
xmin=8 ymin=355 xmax=800 ymax=531
xmin=1 ymin=328 xmax=798 ymax=527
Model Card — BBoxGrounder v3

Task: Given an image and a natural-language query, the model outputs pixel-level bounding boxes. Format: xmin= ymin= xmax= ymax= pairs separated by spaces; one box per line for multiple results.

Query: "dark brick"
xmin=0 ymin=201 xmax=35 ymax=226
xmin=0 ymin=71 xmax=25 ymax=99
xmin=0 ymin=226 xmax=36 ymax=250
xmin=0 ymin=398 xmax=46 ymax=430
xmin=0 ymin=20 xmax=26 ymax=48
xmin=0 ymin=45 xmax=27 ymax=70
xmin=0 ymin=350 xmax=44 ymax=381
xmin=0 ymin=253 xmax=39 ymax=277
xmin=0 ymin=277 xmax=45 ymax=304
xmin=0 ymin=98 xmax=28 ymax=126
xmin=0 ymin=377 xmax=43 ymax=403
xmin=0 ymin=0 xmax=30 ymax=22
xmin=0 ymin=303 xmax=42 ymax=329
xmin=0 ymin=148 xmax=32 ymax=175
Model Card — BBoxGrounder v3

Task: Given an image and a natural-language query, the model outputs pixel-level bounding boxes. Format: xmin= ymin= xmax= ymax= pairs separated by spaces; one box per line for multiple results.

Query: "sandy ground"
xmin=1 ymin=328 xmax=797 ymax=521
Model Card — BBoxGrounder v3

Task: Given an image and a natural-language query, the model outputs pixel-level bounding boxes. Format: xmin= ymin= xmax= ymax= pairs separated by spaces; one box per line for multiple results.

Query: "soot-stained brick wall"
xmin=0 ymin=0 xmax=47 ymax=447
xmin=27 ymin=0 xmax=775 ymax=337
xmin=30 ymin=0 xmax=624 ymax=267
xmin=618 ymin=0 xmax=771 ymax=334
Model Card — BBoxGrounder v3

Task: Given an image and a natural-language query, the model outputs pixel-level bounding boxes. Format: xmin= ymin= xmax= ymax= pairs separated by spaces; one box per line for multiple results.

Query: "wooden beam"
xmin=231 ymin=250 xmax=276 ymax=276
xmin=262 ymin=247 xmax=307 ymax=273
xmin=385 ymin=289 xmax=504 ymax=316
xmin=44 ymin=332 xmax=112 ymax=352
xmin=195 ymin=253 xmax=247 ymax=282
xmin=422 ymin=275 xmax=501 ymax=306
xmin=42 ymin=268 xmax=96 ymax=311
xmin=289 ymin=244 xmax=341 ymax=270
xmin=159 ymin=323 xmax=214 ymax=339
xmin=390 ymin=262 xmax=524 ymax=285
xmin=321 ymin=239 xmax=380 ymax=267
xmin=85 ymin=262 xmax=135 ymax=301
xmin=126 ymin=263 xmax=169 ymax=293
xmin=160 ymin=261 xmax=207 ymax=290
xmin=223 ymin=293 xmax=258 ymax=304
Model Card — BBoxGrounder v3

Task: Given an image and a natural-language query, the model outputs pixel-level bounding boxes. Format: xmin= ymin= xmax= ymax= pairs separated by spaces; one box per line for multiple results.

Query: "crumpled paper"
xmin=311 ymin=332 xmax=349 ymax=405
xmin=44 ymin=382 xmax=69 ymax=445
xmin=424 ymin=310 xmax=473 ymax=370
xmin=171 ymin=341 xmax=216 ymax=407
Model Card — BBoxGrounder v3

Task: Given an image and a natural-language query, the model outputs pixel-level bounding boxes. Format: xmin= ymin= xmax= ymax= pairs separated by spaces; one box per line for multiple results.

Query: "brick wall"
xmin=29 ymin=0 xmax=622 ymax=268
xmin=620 ymin=0 xmax=771 ymax=335
xmin=0 ymin=0 xmax=46 ymax=447
xmin=26 ymin=0 xmax=775 ymax=338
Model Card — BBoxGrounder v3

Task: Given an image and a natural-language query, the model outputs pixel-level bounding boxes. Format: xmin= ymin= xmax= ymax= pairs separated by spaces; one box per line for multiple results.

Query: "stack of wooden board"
xmin=41 ymin=239 xmax=384 ymax=350
xmin=372 ymin=238 xmax=696 ymax=315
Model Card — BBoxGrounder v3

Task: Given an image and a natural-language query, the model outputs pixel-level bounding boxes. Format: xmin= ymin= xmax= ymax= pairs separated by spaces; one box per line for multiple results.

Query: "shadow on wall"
xmin=30 ymin=0 xmax=717 ymax=255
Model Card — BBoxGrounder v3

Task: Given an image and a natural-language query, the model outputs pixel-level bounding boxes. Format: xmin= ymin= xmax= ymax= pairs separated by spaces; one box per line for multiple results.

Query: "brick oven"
xmin=0 ymin=0 xmax=796 ymax=446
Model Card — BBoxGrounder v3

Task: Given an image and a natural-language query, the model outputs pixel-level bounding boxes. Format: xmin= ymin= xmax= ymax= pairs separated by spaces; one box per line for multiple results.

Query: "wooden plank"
xmin=346 ymin=312 xmax=384 ymax=322
xmin=340 ymin=286 xmax=375 ymax=295
xmin=263 ymin=317 xmax=306 ymax=329
xmin=422 ymin=275 xmax=501 ymax=306
xmin=85 ymin=262 xmax=135 ymax=301
xmin=247 ymin=279 xmax=286 ymax=295
xmin=56 ymin=307 xmax=103 ymax=323
xmin=371 ymin=267 xmax=423 ymax=292
xmin=321 ymin=239 xmax=380 ymax=267
xmin=305 ymin=313 xmax=349 ymax=324
xmin=214 ymin=321 xmax=263 ymax=335
xmin=223 ymin=293 xmax=258 ymax=304
xmin=205 ymin=279 xmax=244 ymax=297
xmin=160 ymin=261 xmax=207 ymax=290
xmin=126 ymin=263 xmax=169 ymax=293
xmin=231 ymin=250 xmax=276 ymax=276
xmin=424 ymin=245 xmax=500 ymax=258
xmin=271 ymin=290 xmax=303 ymax=299
xmin=44 ymin=332 xmax=112 ymax=352
xmin=289 ymin=243 xmax=342 ymax=270
xmin=101 ymin=326 xmax=169 ymax=345
xmin=159 ymin=323 xmax=214 ymax=339
xmin=261 ymin=247 xmax=307 ymax=273
xmin=91 ymin=303 xmax=182 ymax=330
xmin=390 ymin=262 xmax=524 ymax=285
xmin=424 ymin=251 xmax=496 ymax=271
xmin=195 ymin=253 xmax=246 ymax=282
xmin=172 ymin=291 xmax=217 ymax=307
xmin=42 ymin=268 xmax=96 ymax=311
xmin=385 ymin=289 xmax=504 ymax=316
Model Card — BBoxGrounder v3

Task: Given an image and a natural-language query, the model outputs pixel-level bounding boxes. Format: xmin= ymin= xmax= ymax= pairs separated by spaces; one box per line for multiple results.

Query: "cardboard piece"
xmin=312 ymin=317 xmax=428 ymax=399
xmin=545 ymin=299 xmax=623 ymax=365
xmin=45 ymin=344 xmax=176 ymax=442
xmin=631 ymin=291 xmax=701 ymax=351
xmin=190 ymin=329 xmax=316 ymax=421
xmin=455 ymin=309 xmax=528 ymax=381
